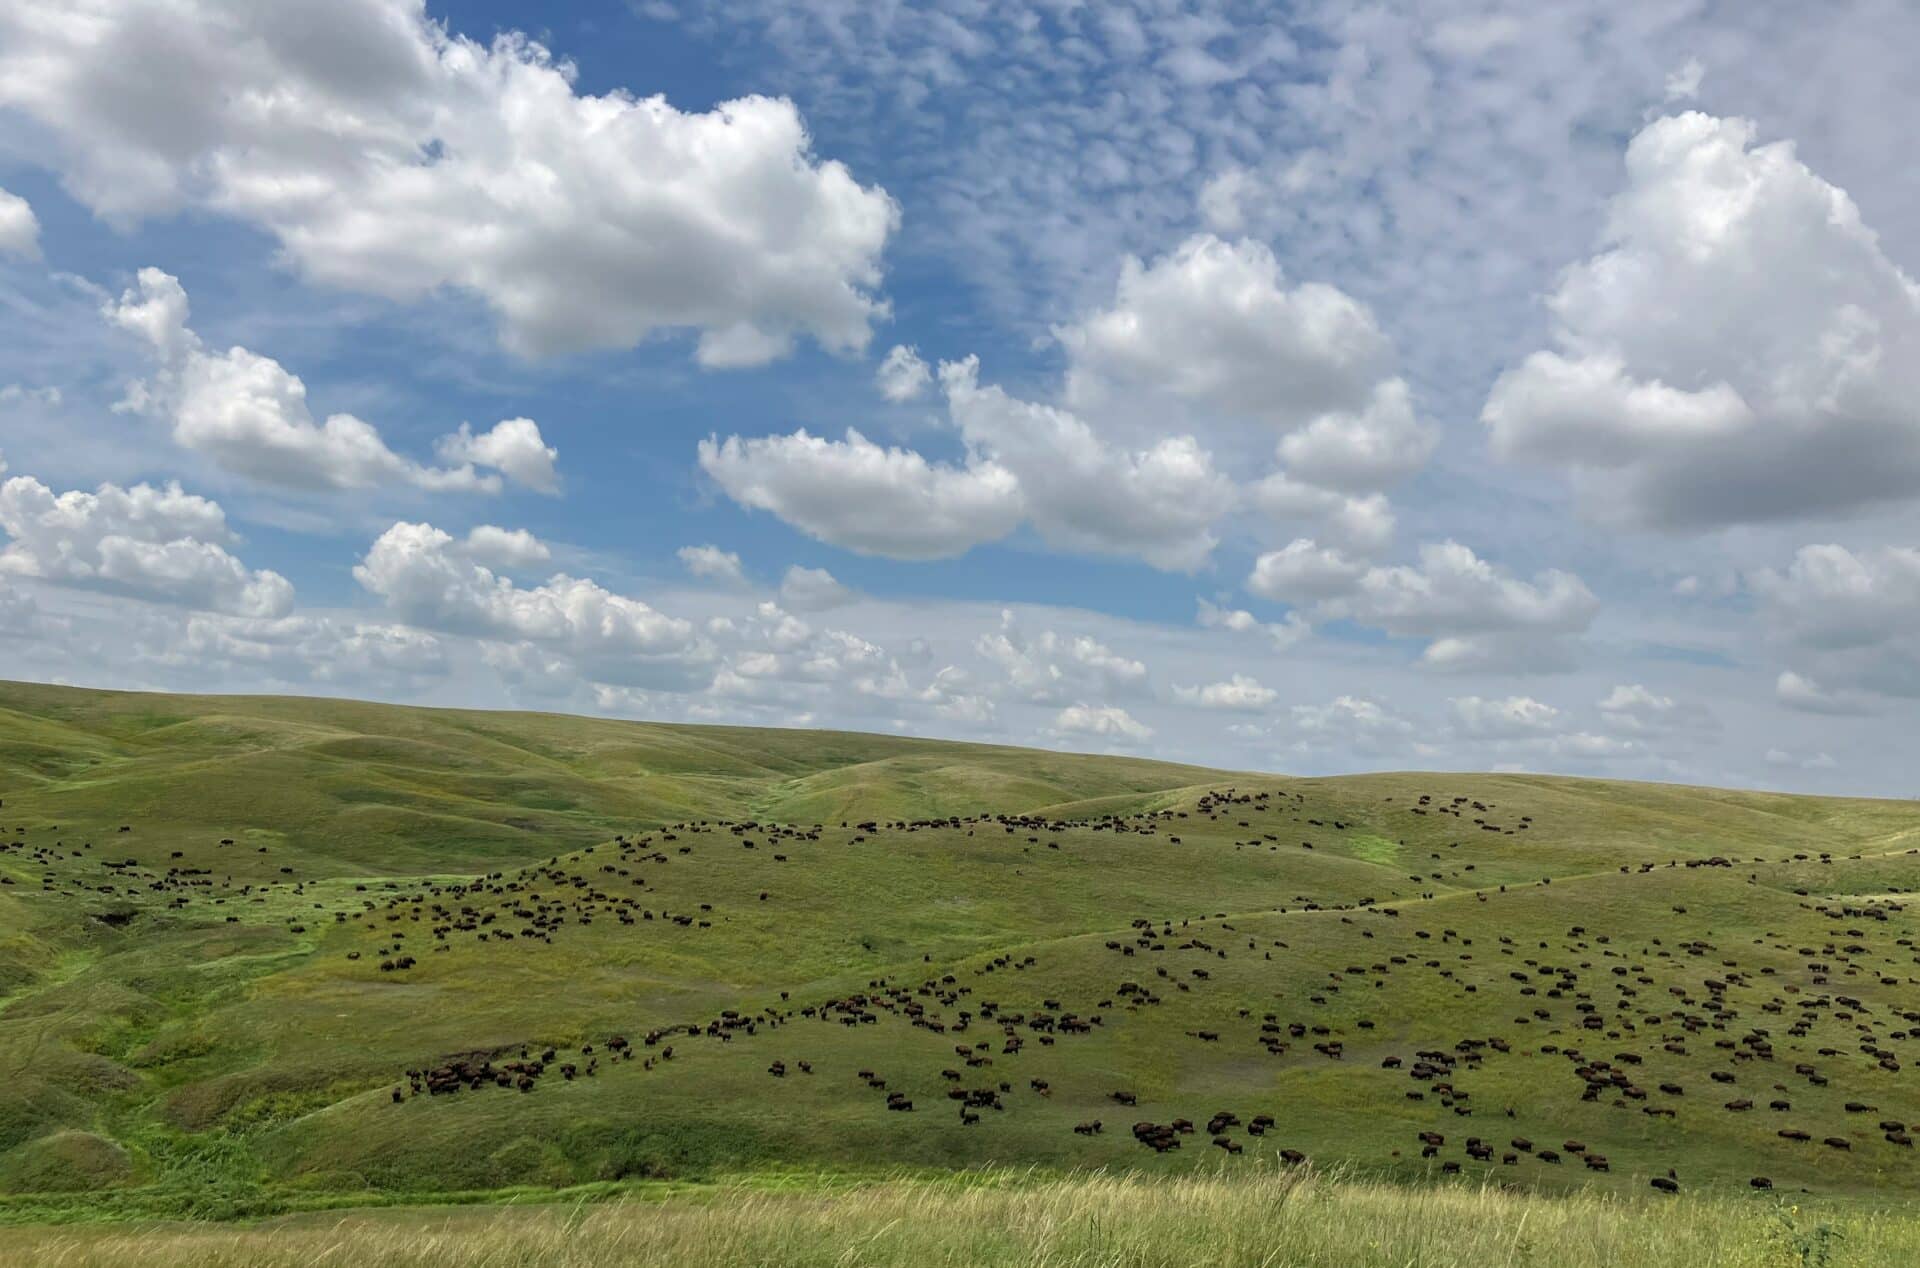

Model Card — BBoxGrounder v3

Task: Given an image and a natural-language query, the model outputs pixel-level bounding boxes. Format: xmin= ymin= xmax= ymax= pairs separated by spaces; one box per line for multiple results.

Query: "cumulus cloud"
xmin=1174 ymin=673 xmax=1277 ymax=711
xmin=678 ymin=544 xmax=746 ymax=585
xmin=1049 ymin=702 xmax=1152 ymax=744
xmin=1774 ymin=670 xmax=1875 ymax=716
xmin=175 ymin=613 xmax=446 ymax=689
xmin=1252 ymin=539 xmax=1597 ymax=670
xmin=1323 ymin=542 xmax=1594 ymax=642
xmin=681 ymin=599 xmax=1001 ymax=729
xmin=1527 ymin=732 xmax=1648 ymax=762
xmin=1484 ymin=112 xmax=1920 ymax=528
xmin=0 ymin=185 xmax=39 ymax=257
xmin=1750 ymin=544 xmax=1920 ymax=649
xmin=481 ymin=639 xmax=585 ymax=701
xmin=1272 ymin=379 xmax=1435 ymax=494
xmin=1751 ymin=544 xmax=1920 ymax=702
xmin=3 ymin=0 xmax=896 ymax=362
xmin=1057 ymin=235 xmax=1431 ymax=547
xmin=875 ymin=344 xmax=931 ymax=402
xmin=1246 ymin=539 xmax=1367 ymax=603
xmin=1596 ymin=683 xmax=1715 ymax=733
xmin=436 ymin=420 xmax=560 ymax=495
xmin=1290 ymin=695 xmax=1414 ymax=755
xmin=0 ymin=473 xmax=291 ymax=616
xmin=703 ymin=355 xmax=1233 ymax=570
xmin=698 ymin=428 xmax=1023 ymax=560
xmin=1058 ymin=235 xmax=1392 ymax=428
xmin=938 ymin=357 xmax=1232 ymax=571
xmin=1247 ymin=478 xmax=1395 ymax=555
xmin=354 ymin=521 xmax=709 ymax=687
xmin=977 ymin=609 xmax=1147 ymax=704
xmin=1196 ymin=597 xmax=1309 ymax=651
xmin=462 ymin=525 xmax=550 ymax=571
xmin=0 ymin=574 xmax=47 ymax=639
xmin=1663 ymin=57 xmax=1706 ymax=102
xmin=1767 ymin=746 xmax=1838 ymax=772
xmin=919 ymin=665 xmax=997 ymax=726
xmin=708 ymin=236 xmax=1432 ymax=572
xmin=778 ymin=564 xmax=853 ymax=610
xmin=106 ymin=268 xmax=558 ymax=493
xmin=1450 ymin=695 xmax=1560 ymax=738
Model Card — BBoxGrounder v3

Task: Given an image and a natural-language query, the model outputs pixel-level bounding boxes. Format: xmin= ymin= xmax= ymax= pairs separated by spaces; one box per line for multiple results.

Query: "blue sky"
xmin=2 ymin=0 xmax=1919 ymax=794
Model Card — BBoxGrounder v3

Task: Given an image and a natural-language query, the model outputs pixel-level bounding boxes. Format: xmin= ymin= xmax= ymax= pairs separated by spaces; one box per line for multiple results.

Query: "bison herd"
xmin=19 ymin=779 xmax=1920 ymax=1199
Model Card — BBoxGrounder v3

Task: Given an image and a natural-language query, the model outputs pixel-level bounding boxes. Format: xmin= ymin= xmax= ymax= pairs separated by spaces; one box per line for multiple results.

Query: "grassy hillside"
xmin=4 ymin=679 xmax=1920 ymax=1237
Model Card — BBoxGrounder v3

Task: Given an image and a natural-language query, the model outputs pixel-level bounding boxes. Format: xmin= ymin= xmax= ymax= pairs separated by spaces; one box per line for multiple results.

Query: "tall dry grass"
xmin=3 ymin=1166 xmax=1910 ymax=1268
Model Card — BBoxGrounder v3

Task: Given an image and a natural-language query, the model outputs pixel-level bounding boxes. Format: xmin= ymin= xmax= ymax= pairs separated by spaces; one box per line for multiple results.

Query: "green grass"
xmin=4 ymin=679 xmax=1920 ymax=1263
xmin=3 ymin=1167 xmax=1913 ymax=1267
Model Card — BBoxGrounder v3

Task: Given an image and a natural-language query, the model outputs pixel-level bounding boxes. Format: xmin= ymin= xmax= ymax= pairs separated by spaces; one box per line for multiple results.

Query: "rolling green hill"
xmin=4 ymin=678 xmax=1920 ymax=1230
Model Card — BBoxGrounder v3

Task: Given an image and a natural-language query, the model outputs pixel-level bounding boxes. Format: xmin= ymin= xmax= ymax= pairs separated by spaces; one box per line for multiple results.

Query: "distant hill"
xmin=2 ymin=679 xmax=1919 ymax=1220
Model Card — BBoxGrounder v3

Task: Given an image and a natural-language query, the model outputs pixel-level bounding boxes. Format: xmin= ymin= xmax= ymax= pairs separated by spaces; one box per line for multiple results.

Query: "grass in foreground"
xmin=1 ymin=1167 xmax=1905 ymax=1267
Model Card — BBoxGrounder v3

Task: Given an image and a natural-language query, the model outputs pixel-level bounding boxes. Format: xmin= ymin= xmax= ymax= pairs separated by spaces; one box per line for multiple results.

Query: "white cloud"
xmin=0 ymin=574 xmax=48 ymax=639
xmin=1595 ymin=683 xmax=1714 ymax=734
xmin=1775 ymin=670 xmax=1874 ymax=716
xmin=919 ymin=665 xmax=996 ymax=726
xmin=704 ymin=354 xmax=1235 ymax=571
xmin=0 ymin=385 xmax=61 ymax=408
xmin=1767 ymin=746 xmax=1837 ymax=772
xmin=685 ymin=599 xmax=998 ymax=728
xmin=1531 ymin=731 xmax=1647 ymax=762
xmin=1751 ymin=545 xmax=1920 ymax=703
xmin=0 ymin=185 xmax=39 ymax=257
xmin=977 ymin=609 xmax=1147 ymax=704
xmin=875 ymin=344 xmax=931 ymax=402
xmin=1450 ymin=695 xmax=1560 ymax=738
xmin=176 ymin=613 xmax=446 ymax=689
xmin=1050 ymin=702 xmax=1152 ymax=744
xmin=1197 ymin=169 xmax=1253 ymax=234
xmin=1323 ymin=541 xmax=1596 ymax=645
xmin=1246 ymin=539 xmax=1367 ymax=603
xmin=354 ymin=521 xmax=708 ymax=687
xmin=106 ymin=268 xmax=557 ymax=493
xmin=1053 ymin=234 xmax=1430 ymax=543
xmin=1253 ymin=539 xmax=1597 ymax=671
xmin=436 ymin=420 xmax=560 ymax=495
xmin=778 ymin=564 xmax=853 ymax=610
xmin=698 ymin=427 xmax=1023 ymax=560
xmin=1058 ymin=235 xmax=1392 ymax=428
xmin=1290 ymin=695 xmax=1414 ymax=755
xmin=1484 ymin=113 xmax=1920 ymax=528
xmin=678 ymin=544 xmax=746 ymax=585
xmin=462 ymin=525 xmax=550 ymax=571
xmin=1174 ymin=673 xmax=1277 ymax=712
xmin=938 ymin=357 xmax=1232 ymax=571
xmin=1273 ymin=379 xmax=1435 ymax=494
xmin=1598 ymin=684 xmax=1670 ymax=729
xmin=3 ymin=0 xmax=897 ymax=362
xmin=1196 ymin=597 xmax=1308 ymax=651
xmin=0 ymin=473 xmax=291 ymax=616
xmin=481 ymin=639 xmax=584 ymax=701
xmin=1750 ymin=543 xmax=1920 ymax=649
xmin=704 ymin=228 xmax=1427 ymax=574
xmin=1247 ymin=478 xmax=1395 ymax=556
xmin=1663 ymin=57 xmax=1706 ymax=102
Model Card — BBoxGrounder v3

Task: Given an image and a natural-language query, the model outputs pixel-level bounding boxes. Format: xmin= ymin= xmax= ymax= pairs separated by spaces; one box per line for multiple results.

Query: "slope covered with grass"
xmin=3 ymin=679 xmax=1920 ymax=1230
